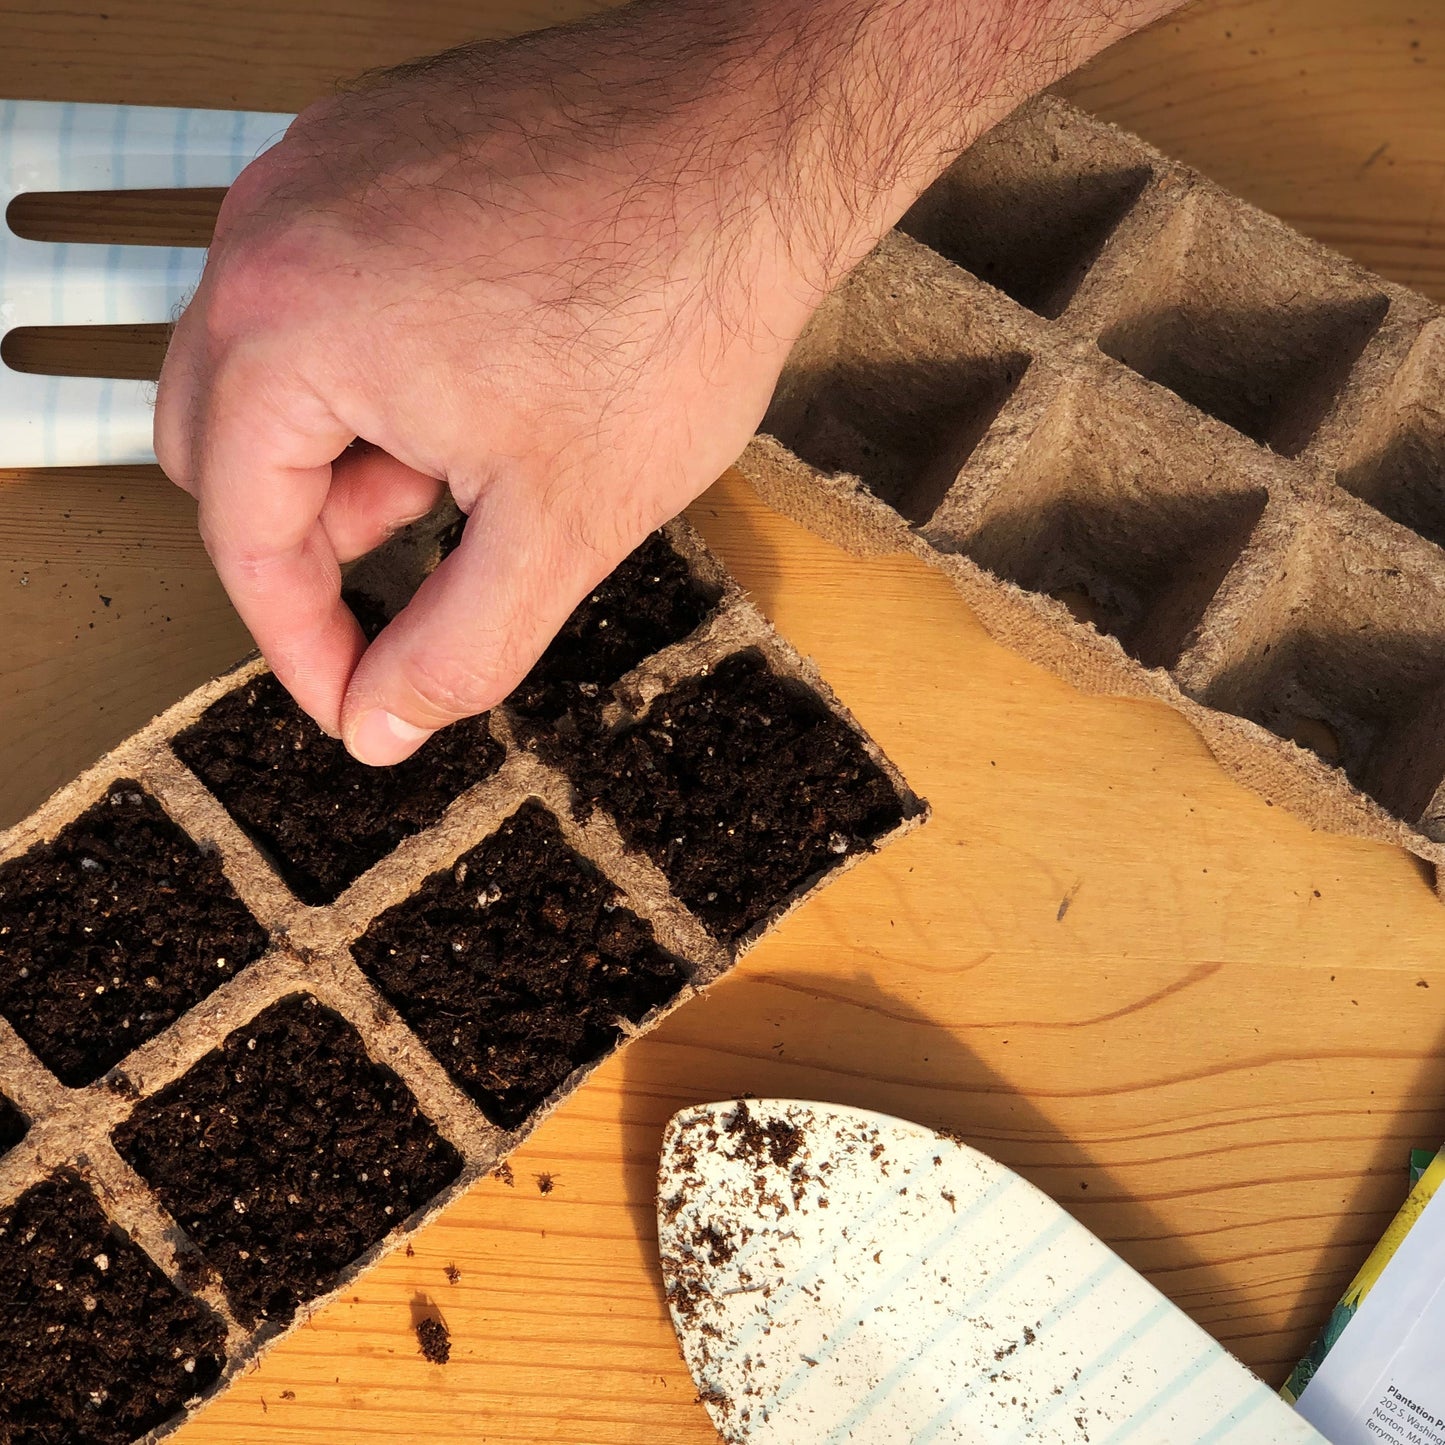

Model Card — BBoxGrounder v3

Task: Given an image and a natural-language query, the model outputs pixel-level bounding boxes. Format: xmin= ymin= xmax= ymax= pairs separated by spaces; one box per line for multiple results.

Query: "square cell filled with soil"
xmin=568 ymin=650 xmax=910 ymax=943
xmin=0 ymin=1171 xmax=227 ymax=1445
xmin=173 ymin=673 xmax=505 ymax=907
xmin=352 ymin=801 xmax=689 ymax=1131
xmin=506 ymin=530 xmax=720 ymax=731
xmin=112 ymin=993 xmax=462 ymax=1328
xmin=0 ymin=783 xmax=270 ymax=1088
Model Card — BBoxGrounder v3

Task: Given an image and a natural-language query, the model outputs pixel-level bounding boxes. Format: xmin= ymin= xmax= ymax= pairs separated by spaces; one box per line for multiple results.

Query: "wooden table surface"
xmin=3 ymin=1 xmax=1445 ymax=1439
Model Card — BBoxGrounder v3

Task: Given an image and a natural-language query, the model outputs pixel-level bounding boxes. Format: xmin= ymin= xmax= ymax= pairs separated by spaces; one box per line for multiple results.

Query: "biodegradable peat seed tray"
xmin=741 ymin=93 xmax=1445 ymax=895
xmin=0 ymin=512 xmax=924 ymax=1445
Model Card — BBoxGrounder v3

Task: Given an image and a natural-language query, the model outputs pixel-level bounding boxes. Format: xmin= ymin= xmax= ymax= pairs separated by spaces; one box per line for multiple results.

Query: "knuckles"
xmin=198 ymin=233 xmax=325 ymax=346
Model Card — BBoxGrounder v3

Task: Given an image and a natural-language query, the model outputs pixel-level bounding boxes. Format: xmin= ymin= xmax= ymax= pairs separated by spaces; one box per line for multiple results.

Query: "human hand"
xmin=157 ymin=7 xmax=822 ymax=764
xmin=156 ymin=0 xmax=1180 ymax=766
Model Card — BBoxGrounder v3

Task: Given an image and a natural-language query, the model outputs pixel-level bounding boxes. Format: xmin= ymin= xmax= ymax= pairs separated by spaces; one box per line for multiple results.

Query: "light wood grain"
xmin=2 ymin=3 xmax=1444 ymax=1441
xmin=1060 ymin=1 xmax=1445 ymax=303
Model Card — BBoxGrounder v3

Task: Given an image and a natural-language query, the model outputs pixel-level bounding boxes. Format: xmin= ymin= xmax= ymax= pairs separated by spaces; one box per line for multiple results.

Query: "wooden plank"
xmin=1059 ymin=0 xmax=1445 ymax=301
xmin=171 ymin=473 xmax=1445 ymax=1442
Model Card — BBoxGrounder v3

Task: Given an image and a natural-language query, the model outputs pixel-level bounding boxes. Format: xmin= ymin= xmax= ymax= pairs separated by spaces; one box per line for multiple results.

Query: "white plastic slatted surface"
xmin=658 ymin=1101 xmax=1328 ymax=1445
xmin=0 ymin=100 xmax=292 ymax=467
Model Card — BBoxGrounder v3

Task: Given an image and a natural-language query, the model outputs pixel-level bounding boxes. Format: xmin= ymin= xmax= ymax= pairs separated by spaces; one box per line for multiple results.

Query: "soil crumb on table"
xmin=0 ymin=782 xmax=270 ymax=1087
xmin=173 ymin=674 xmax=505 ymax=906
xmin=0 ymin=1171 xmax=226 ymax=1445
xmin=415 ymin=1315 xmax=451 ymax=1365
xmin=112 ymin=993 xmax=462 ymax=1328
xmin=352 ymin=801 xmax=688 ymax=1129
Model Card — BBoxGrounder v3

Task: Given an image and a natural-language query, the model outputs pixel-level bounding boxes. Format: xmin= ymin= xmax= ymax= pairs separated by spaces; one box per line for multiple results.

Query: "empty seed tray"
xmin=741 ymin=93 xmax=1445 ymax=893
xmin=0 ymin=513 xmax=923 ymax=1444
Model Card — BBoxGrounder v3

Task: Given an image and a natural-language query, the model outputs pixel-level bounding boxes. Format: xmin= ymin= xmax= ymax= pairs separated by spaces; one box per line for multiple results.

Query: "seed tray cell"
xmin=1337 ymin=318 xmax=1445 ymax=551
xmin=0 ymin=1172 xmax=226 ymax=1445
xmin=759 ymin=233 xmax=1034 ymax=528
xmin=932 ymin=378 xmax=1271 ymax=671
xmin=0 ymin=783 xmax=270 ymax=1088
xmin=898 ymin=97 xmax=1154 ymax=320
xmin=564 ymin=649 xmax=913 ymax=942
xmin=172 ymin=677 xmax=506 ymax=908
xmin=1192 ymin=500 xmax=1445 ymax=834
xmin=353 ymin=801 xmax=688 ymax=1130
xmin=0 ymin=514 xmax=923 ymax=1442
xmin=113 ymin=993 xmax=463 ymax=1328
xmin=741 ymin=94 xmax=1445 ymax=894
xmin=506 ymin=529 xmax=723 ymax=726
xmin=1097 ymin=186 xmax=1390 ymax=458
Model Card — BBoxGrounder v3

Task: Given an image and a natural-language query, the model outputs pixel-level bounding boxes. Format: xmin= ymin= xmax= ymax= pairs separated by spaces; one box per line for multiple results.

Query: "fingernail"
xmin=348 ymin=709 xmax=434 ymax=767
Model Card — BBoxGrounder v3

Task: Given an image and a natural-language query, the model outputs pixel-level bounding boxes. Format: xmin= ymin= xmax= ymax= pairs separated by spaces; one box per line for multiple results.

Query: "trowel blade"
xmin=657 ymin=1100 xmax=1324 ymax=1444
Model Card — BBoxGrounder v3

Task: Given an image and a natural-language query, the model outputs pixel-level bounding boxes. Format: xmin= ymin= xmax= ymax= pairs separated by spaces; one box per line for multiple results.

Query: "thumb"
xmin=339 ymin=485 xmax=613 ymax=766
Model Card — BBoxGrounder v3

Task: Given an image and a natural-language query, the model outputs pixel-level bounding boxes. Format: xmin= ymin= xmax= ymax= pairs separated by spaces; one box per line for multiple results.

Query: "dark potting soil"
xmin=173 ymin=673 xmax=506 ymax=907
xmin=415 ymin=1315 xmax=450 ymax=1365
xmin=352 ymin=801 xmax=688 ymax=1131
xmin=0 ymin=783 xmax=270 ymax=1088
xmin=725 ymin=1099 xmax=804 ymax=1170
xmin=0 ymin=1171 xmax=227 ymax=1445
xmin=506 ymin=531 xmax=719 ymax=733
xmin=568 ymin=650 xmax=910 ymax=943
xmin=0 ymin=1091 xmax=26 ymax=1158
xmin=112 ymin=993 xmax=462 ymax=1328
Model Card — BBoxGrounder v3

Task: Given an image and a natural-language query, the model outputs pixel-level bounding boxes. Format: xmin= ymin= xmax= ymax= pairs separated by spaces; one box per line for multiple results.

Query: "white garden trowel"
xmin=0 ymin=99 xmax=292 ymax=468
xmin=657 ymin=1100 xmax=1327 ymax=1444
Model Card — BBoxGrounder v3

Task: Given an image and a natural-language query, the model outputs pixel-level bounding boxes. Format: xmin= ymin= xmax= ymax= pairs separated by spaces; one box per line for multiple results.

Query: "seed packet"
xmin=1287 ymin=1147 xmax=1445 ymax=1443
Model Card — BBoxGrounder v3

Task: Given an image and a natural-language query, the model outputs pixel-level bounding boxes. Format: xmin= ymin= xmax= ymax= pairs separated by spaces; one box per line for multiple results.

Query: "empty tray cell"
xmin=1337 ymin=321 xmax=1445 ymax=549
xmin=113 ymin=993 xmax=461 ymax=1328
xmin=0 ymin=1171 xmax=227 ymax=1445
xmin=1201 ymin=513 xmax=1445 ymax=823
xmin=569 ymin=650 xmax=912 ymax=943
xmin=1099 ymin=190 xmax=1389 ymax=457
xmin=507 ymin=530 xmax=721 ymax=726
xmin=173 ymin=674 xmax=505 ymax=907
xmin=952 ymin=385 xmax=1267 ymax=669
xmin=352 ymin=801 xmax=688 ymax=1131
xmin=0 ymin=1090 xmax=26 ymax=1158
xmin=0 ymin=783 xmax=270 ymax=1089
xmin=900 ymin=103 xmax=1150 ymax=318
xmin=762 ymin=239 xmax=1030 ymax=526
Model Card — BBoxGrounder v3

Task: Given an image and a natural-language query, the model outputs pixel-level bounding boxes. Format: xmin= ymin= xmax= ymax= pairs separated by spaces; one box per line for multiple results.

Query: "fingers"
xmin=191 ymin=346 xmax=366 ymax=736
xmin=321 ymin=445 xmax=446 ymax=562
xmin=339 ymin=484 xmax=608 ymax=766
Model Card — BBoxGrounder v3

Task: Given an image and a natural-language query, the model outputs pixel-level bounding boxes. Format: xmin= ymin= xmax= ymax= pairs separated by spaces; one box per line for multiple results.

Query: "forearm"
xmin=624 ymin=0 xmax=1185 ymax=304
xmin=355 ymin=0 xmax=1180 ymax=332
xmin=762 ymin=0 xmax=1176 ymax=285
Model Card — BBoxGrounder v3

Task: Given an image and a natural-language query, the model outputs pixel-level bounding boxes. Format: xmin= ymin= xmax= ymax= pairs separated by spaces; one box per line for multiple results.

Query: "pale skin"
xmin=154 ymin=0 xmax=1183 ymax=767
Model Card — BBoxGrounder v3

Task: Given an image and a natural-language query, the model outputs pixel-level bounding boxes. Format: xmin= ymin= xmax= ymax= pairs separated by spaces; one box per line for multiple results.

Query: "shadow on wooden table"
xmin=615 ymin=964 xmax=1244 ymax=1350
xmin=686 ymin=470 xmax=790 ymax=621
